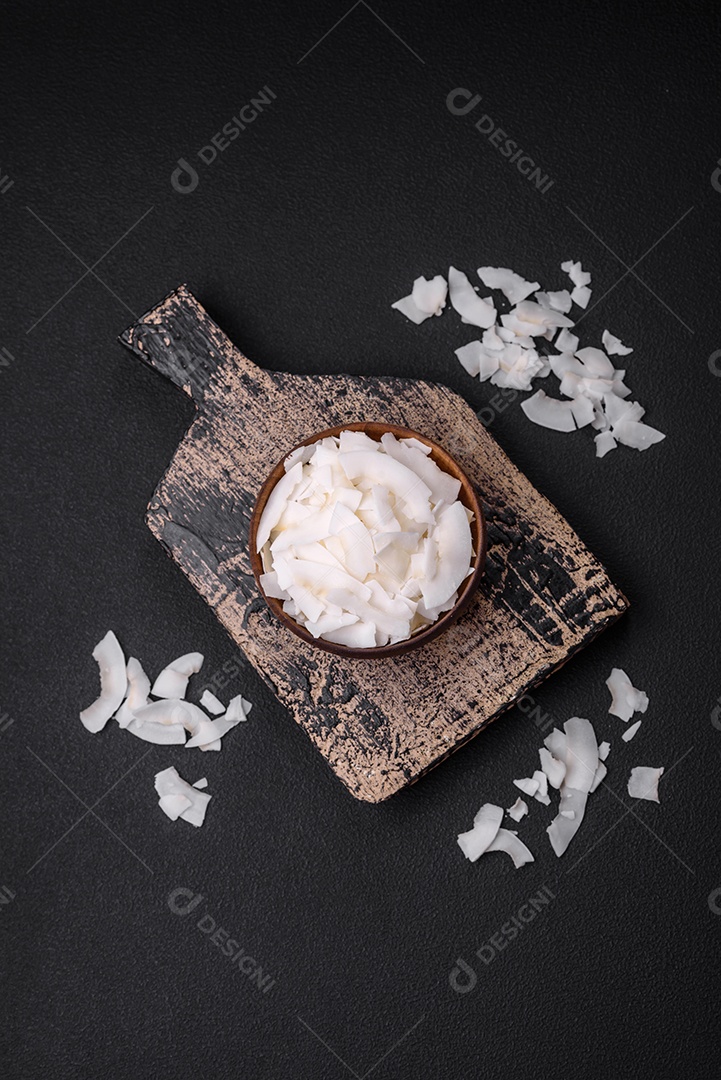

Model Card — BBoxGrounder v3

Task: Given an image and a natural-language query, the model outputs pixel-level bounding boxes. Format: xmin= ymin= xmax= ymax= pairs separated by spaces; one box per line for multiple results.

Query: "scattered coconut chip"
xmin=598 ymin=741 xmax=611 ymax=761
xmin=513 ymin=776 xmax=539 ymax=797
xmin=555 ymin=328 xmax=579 ymax=354
xmin=485 ymin=828 xmax=535 ymax=868
xmin=561 ymin=260 xmax=591 ymax=288
xmin=225 ymin=694 xmax=252 ymax=722
xmin=521 ymin=390 xmax=576 ymax=432
xmin=507 ymin=797 xmax=528 ymax=822
xmin=115 ymin=656 xmax=151 ymax=728
xmin=589 ymin=761 xmax=607 ymax=793
xmin=531 ymin=769 xmax=551 ymax=805
xmin=154 ymin=766 xmax=211 ymax=827
xmin=622 ymin=720 xmax=642 ymax=742
xmin=539 ymin=747 xmax=566 ymax=789
xmin=126 ymin=717 xmax=187 ymax=745
xmin=80 ymin=631 xmax=128 ymax=733
xmin=412 ymin=275 xmax=447 ymax=316
xmin=606 ymin=668 xmax=649 ymax=722
xmin=535 ymin=289 xmax=573 ymax=314
xmin=192 ymin=777 xmax=209 ymax=789
xmin=627 ymin=766 xmax=664 ymax=803
xmin=185 ymin=715 xmax=242 ymax=750
xmin=199 ymin=690 xmax=225 ymax=715
xmin=546 ymin=717 xmax=599 ymax=857
xmin=457 ymin=803 xmax=504 ymax=861
xmin=476 ymin=266 xmax=539 ymax=305
xmin=594 ymin=431 xmax=617 ymax=458
xmin=570 ymin=284 xmax=592 ymax=309
xmin=151 ymin=653 xmax=204 ymax=699
xmin=448 ymin=266 xmax=496 ymax=329
xmin=544 ymin=728 xmax=566 ymax=760
xmin=602 ymin=330 xmax=633 ymax=356
xmin=391 ymin=275 xmax=448 ymax=324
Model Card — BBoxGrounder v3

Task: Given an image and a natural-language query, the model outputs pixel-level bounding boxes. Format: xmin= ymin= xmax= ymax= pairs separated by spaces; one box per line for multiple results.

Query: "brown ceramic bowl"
xmin=248 ymin=422 xmax=486 ymax=658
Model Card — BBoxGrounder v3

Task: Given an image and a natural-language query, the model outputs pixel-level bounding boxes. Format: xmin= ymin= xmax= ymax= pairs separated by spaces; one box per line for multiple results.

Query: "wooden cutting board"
xmin=120 ymin=286 xmax=628 ymax=802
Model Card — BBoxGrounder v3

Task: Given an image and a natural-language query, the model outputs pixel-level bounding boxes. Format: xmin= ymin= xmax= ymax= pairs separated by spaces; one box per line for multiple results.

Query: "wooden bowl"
xmin=248 ymin=423 xmax=487 ymax=658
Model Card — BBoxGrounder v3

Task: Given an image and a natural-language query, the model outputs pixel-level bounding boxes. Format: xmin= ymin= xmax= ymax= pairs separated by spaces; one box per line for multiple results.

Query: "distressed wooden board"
xmin=120 ymin=285 xmax=628 ymax=802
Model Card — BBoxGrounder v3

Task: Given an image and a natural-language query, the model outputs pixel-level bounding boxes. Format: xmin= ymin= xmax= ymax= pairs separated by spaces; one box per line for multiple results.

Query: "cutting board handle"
xmin=119 ymin=284 xmax=265 ymax=404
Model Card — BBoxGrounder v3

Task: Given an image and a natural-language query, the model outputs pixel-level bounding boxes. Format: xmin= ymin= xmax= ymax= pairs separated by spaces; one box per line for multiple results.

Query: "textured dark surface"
xmin=120 ymin=285 xmax=625 ymax=801
xmin=1 ymin=0 xmax=720 ymax=1077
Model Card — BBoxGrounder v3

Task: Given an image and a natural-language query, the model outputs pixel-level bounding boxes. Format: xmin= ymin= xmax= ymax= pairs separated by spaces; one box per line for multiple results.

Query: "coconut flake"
xmin=448 ymin=266 xmax=496 ymax=328
xmin=627 ymin=766 xmax=664 ymax=803
xmin=571 ymin=285 xmax=592 ymax=309
xmin=80 ymin=631 xmax=128 ymax=733
xmin=598 ymin=741 xmax=611 ymax=761
xmin=457 ymin=803 xmax=504 ymax=861
xmin=155 ymin=766 xmax=211 ymax=827
xmin=521 ymin=390 xmax=576 ymax=432
xmin=507 ymin=797 xmax=528 ymax=821
xmin=151 ymin=653 xmax=204 ymax=699
xmin=535 ymin=289 xmax=573 ymax=314
xmin=602 ymin=330 xmax=633 ymax=356
xmin=561 ymin=260 xmax=591 ymax=288
xmin=539 ymin=746 xmax=566 ymax=789
xmin=412 ymin=275 xmax=447 ymax=315
xmin=622 ymin=720 xmax=642 ymax=742
xmin=115 ymin=656 xmax=151 ymax=728
xmin=555 ymin=328 xmax=579 ymax=354
xmin=513 ymin=776 xmax=539 ymax=797
xmin=595 ymin=431 xmax=617 ymax=458
xmin=200 ymin=690 xmax=225 ymax=715
xmin=476 ymin=266 xmax=539 ymax=305
xmin=531 ymin=769 xmax=551 ymax=805
xmin=547 ymin=787 xmax=589 ymax=857
xmin=606 ymin=668 xmax=649 ymax=722
xmin=485 ymin=828 xmax=535 ymax=868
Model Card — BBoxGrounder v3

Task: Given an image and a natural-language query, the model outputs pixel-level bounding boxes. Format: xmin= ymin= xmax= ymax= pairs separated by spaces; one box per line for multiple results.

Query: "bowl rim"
xmin=248 ymin=422 xmax=487 ymax=659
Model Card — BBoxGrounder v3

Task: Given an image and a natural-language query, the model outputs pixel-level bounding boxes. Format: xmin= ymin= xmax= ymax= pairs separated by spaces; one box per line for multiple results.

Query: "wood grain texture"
xmin=120 ymin=285 xmax=628 ymax=802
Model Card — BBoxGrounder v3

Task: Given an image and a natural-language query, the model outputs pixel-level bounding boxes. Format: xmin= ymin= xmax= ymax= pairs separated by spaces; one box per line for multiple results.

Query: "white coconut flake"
xmin=507 ymin=797 xmax=528 ymax=821
xmin=476 ymin=266 xmax=539 ymax=305
xmin=598 ymin=741 xmax=611 ymax=761
xmin=622 ymin=720 xmax=642 ymax=742
xmin=589 ymin=761 xmax=607 ymax=793
xmin=226 ymin=694 xmax=252 ymax=722
xmin=448 ymin=266 xmax=496 ymax=328
xmin=80 ymin=631 xmax=128 ymax=733
xmin=200 ymin=690 xmax=225 ymax=715
xmin=126 ymin=717 xmax=186 ymax=745
xmin=531 ymin=769 xmax=551 ymax=804
xmin=561 ymin=260 xmax=591 ymax=288
xmin=154 ymin=766 xmax=211 ymax=827
xmin=555 ymin=328 xmax=579 ymax=354
xmin=115 ymin=656 xmax=151 ymax=728
xmin=627 ymin=766 xmax=664 ymax=803
xmin=485 ymin=828 xmax=535 ymax=868
xmin=521 ymin=390 xmax=576 ymax=432
xmin=390 ymin=293 xmax=431 ymax=325
xmin=602 ymin=329 xmax=633 ymax=356
xmin=547 ymin=787 xmax=589 ymax=857
xmin=513 ymin=776 xmax=539 ymax=797
xmin=193 ymin=777 xmax=208 ymax=789
xmin=535 ymin=289 xmax=573 ymax=314
xmin=570 ymin=285 xmax=592 ymax=309
xmin=412 ymin=275 xmax=447 ymax=316
xmin=595 ymin=431 xmax=617 ymax=458
xmin=457 ymin=803 xmax=504 ymax=861
xmin=606 ymin=668 xmax=649 ymax=722
xmin=151 ymin=652 xmax=204 ymax=699
xmin=544 ymin=728 xmax=566 ymax=760
xmin=539 ymin=747 xmax=566 ymax=789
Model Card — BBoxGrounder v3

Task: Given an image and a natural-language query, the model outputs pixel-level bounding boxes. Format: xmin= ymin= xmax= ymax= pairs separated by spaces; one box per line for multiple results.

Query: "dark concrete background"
xmin=2 ymin=1 xmax=720 ymax=1077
